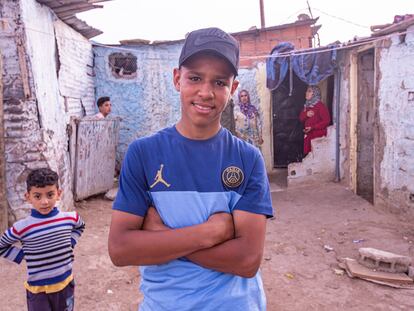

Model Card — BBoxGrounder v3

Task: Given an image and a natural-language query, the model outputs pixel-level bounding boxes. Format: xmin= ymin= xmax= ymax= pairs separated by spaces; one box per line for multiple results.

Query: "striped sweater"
xmin=0 ymin=207 xmax=85 ymax=286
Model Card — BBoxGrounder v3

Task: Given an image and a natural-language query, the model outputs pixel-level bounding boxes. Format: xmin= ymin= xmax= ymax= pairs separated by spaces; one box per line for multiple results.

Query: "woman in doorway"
xmin=299 ymin=85 xmax=331 ymax=155
xmin=234 ymin=89 xmax=264 ymax=150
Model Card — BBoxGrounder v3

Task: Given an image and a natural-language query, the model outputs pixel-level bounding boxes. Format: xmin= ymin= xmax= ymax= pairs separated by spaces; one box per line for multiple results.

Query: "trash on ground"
xmin=285 ymin=273 xmax=294 ymax=279
xmin=324 ymin=245 xmax=334 ymax=252
xmin=333 ymin=268 xmax=345 ymax=276
xmin=352 ymin=239 xmax=365 ymax=243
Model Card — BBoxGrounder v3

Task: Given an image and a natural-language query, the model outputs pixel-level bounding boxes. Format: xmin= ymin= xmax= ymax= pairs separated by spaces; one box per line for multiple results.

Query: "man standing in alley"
xmin=108 ymin=27 xmax=273 ymax=310
xmin=95 ymin=96 xmax=111 ymax=119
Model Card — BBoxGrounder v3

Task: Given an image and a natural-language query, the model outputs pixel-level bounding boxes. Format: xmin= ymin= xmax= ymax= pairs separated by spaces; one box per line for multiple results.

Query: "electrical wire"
xmin=312 ymin=7 xmax=370 ymax=29
xmin=6 ymin=18 xmax=412 ymax=61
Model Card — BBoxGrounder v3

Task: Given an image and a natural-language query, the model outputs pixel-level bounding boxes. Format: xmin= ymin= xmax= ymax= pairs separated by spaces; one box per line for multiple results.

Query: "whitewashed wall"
xmin=3 ymin=0 xmax=95 ymax=219
xmin=54 ymin=20 xmax=95 ymax=117
xmin=377 ymin=26 xmax=414 ymax=209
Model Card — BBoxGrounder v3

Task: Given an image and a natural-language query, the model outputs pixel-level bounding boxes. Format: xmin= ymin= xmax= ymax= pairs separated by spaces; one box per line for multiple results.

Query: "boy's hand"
xmin=142 ymin=207 xmax=168 ymax=231
xmin=206 ymin=212 xmax=234 ymax=245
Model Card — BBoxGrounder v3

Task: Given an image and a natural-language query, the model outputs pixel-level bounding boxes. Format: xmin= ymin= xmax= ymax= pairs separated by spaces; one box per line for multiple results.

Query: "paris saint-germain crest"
xmin=222 ymin=166 xmax=244 ymax=188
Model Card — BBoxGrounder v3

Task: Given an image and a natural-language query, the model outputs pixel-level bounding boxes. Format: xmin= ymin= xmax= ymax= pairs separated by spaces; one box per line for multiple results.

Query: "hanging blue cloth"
xmin=266 ymin=42 xmax=294 ymax=90
xmin=291 ymin=45 xmax=337 ymax=85
xmin=266 ymin=43 xmax=337 ymax=90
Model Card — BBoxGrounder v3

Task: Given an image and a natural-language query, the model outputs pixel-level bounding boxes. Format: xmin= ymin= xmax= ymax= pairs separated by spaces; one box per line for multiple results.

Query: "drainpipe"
xmin=335 ymin=67 xmax=341 ymax=182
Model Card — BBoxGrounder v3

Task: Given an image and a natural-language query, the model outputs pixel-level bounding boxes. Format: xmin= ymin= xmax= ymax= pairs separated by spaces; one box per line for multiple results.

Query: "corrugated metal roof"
xmin=37 ymin=0 xmax=111 ymax=39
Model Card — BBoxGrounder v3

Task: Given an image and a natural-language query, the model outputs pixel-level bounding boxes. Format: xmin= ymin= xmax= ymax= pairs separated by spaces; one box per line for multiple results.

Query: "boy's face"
xmin=25 ymin=185 xmax=62 ymax=215
xmin=173 ymin=53 xmax=239 ymax=138
xmin=99 ymin=101 xmax=111 ymax=117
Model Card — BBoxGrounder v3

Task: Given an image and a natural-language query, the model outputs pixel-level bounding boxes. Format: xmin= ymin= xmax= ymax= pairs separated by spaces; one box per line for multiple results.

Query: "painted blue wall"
xmin=93 ymin=43 xmax=183 ymax=164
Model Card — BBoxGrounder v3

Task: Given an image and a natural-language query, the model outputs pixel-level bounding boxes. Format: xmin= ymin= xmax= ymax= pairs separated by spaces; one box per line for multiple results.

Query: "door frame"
xmin=349 ymin=44 xmax=377 ymax=202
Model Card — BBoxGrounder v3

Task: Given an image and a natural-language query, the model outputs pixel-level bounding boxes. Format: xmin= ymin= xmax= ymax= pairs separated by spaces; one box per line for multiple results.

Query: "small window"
xmin=108 ymin=52 xmax=137 ymax=79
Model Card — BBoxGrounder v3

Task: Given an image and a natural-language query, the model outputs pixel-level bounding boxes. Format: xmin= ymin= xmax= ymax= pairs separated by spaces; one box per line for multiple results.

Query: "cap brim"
xmin=180 ymin=48 xmax=238 ymax=76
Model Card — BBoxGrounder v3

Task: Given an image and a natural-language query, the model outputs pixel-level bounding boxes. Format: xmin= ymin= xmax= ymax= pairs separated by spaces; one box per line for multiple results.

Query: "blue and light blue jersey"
xmin=114 ymin=126 xmax=273 ymax=310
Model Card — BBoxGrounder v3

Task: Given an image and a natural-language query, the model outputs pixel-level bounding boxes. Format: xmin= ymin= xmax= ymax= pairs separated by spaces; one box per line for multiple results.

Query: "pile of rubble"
xmin=339 ymin=248 xmax=414 ymax=289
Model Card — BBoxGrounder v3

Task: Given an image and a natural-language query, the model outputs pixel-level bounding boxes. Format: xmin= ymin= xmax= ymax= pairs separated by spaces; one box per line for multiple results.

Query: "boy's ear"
xmin=173 ymin=68 xmax=181 ymax=91
xmin=230 ymin=79 xmax=239 ymax=96
xmin=57 ymin=189 xmax=63 ymax=199
xmin=24 ymin=192 xmax=30 ymax=201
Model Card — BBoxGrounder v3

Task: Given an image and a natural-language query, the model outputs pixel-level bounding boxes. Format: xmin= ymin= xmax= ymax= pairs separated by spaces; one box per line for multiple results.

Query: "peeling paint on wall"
xmin=2 ymin=0 xmax=96 ymax=220
xmin=377 ymin=27 xmax=414 ymax=210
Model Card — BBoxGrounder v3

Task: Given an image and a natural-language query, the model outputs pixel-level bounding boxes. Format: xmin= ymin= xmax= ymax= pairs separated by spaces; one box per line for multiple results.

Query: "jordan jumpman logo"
xmin=150 ymin=164 xmax=171 ymax=188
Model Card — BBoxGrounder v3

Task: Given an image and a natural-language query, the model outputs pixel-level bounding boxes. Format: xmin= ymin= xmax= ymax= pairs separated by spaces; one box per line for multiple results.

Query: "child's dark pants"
xmin=26 ymin=280 xmax=74 ymax=311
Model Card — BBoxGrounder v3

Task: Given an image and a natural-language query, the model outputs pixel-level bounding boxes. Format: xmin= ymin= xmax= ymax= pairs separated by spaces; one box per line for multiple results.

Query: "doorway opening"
xmin=272 ymin=74 xmax=334 ymax=168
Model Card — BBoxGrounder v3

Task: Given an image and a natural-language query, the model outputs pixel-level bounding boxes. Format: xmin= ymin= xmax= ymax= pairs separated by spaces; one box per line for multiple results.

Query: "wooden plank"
xmin=54 ymin=3 xmax=97 ymax=14
xmin=57 ymin=5 xmax=103 ymax=18
xmin=345 ymin=258 xmax=413 ymax=284
xmin=0 ymin=52 xmax=8 ymax=232
xmin=82 ymin=29 xmax=103 ymax=39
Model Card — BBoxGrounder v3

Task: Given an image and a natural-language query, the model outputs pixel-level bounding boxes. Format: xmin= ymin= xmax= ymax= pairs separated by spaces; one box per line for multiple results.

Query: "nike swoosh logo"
xmin=194 ymin=35 xmax=234 ymax=47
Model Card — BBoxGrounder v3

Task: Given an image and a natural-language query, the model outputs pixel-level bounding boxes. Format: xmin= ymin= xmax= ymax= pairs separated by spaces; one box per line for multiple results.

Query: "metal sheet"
xmin=74 ymin=118 xmax=119 ymax=200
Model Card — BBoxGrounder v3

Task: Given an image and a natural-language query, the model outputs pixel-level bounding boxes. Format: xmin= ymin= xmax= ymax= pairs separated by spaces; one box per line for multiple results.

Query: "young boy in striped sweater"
xmin=0 ymin=168 xmax=85 ymax=311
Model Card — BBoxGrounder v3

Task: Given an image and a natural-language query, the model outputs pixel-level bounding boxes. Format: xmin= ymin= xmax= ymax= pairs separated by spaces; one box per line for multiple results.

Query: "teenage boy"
xmin=109 ymin=27 xmax=273 ymax=310
xmin=95 ymin=96 xmax=111 ymax=119
xmin=0 ymin=168 xmax=85 ymax=311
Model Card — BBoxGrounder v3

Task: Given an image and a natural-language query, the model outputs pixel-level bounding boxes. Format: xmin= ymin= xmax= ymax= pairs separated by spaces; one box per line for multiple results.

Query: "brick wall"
xmin=233 ymin=23 xmax=314 ymax=68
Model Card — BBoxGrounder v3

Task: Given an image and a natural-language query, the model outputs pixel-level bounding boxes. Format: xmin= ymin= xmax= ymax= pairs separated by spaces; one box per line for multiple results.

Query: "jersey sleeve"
xmin=113 ymin=140 xmax=151 ymax=217
xmin=233 ymin=151 xmax=273 ymax=218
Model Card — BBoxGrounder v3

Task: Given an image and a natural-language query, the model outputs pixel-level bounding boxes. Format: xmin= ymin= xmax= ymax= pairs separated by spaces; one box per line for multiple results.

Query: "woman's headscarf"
xmin=304 ymin=85 xmax=321 ymax=108
xmin=238 ymin=90 xmax=257 ymax=119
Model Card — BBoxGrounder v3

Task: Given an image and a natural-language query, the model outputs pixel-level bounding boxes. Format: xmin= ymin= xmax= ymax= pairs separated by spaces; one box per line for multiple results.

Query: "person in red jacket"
xmin=299 ymin=85 xmax=331 ymax=155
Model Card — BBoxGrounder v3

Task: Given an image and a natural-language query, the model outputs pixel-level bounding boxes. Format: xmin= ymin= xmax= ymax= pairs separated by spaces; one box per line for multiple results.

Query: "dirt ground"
xmin=1 ymin=180 xmax=414 ymax=310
